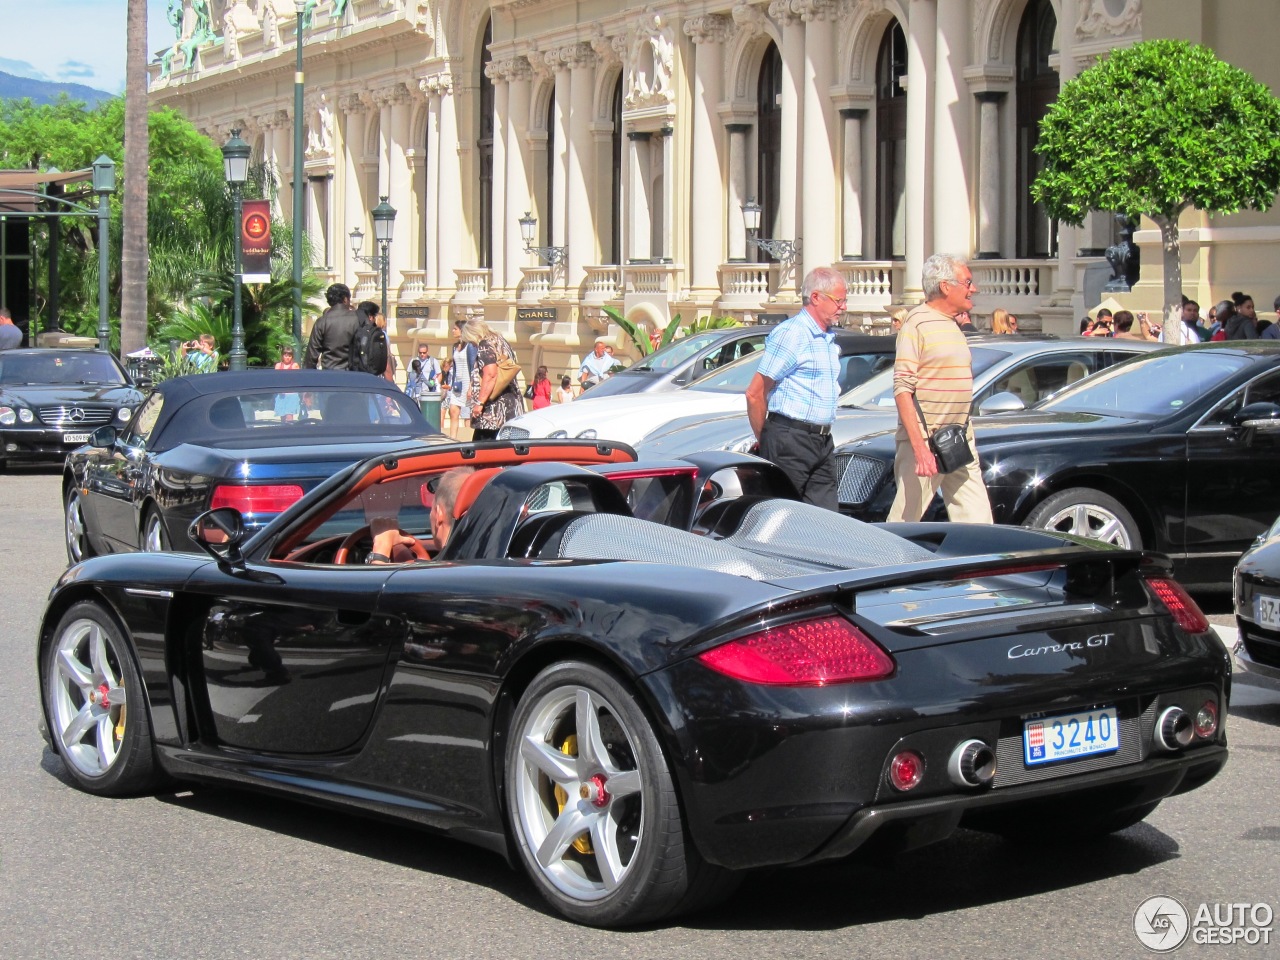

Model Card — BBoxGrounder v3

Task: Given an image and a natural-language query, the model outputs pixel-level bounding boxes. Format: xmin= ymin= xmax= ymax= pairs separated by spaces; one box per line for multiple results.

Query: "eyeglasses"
xmin=946 ymin=277 xmax=977 ymax=290
xmin=822 ymin=292 xmax=848 ymax=306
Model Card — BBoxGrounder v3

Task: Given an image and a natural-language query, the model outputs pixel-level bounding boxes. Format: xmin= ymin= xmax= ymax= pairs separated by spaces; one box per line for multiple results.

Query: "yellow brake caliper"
xmin=114 ymin=704 xmax=127 ymax=743
xmin=552 ymin=734 xmax=594 ymax=855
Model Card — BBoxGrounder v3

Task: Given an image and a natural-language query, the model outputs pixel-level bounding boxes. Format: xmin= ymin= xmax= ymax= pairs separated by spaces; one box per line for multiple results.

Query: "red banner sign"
xmin=241 ymin=199 xmax=271 ymax=281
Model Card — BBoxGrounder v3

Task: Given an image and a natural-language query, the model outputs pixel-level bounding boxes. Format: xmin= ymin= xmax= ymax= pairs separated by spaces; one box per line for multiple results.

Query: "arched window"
xmin=610 ymin=77 xmax=623 ymax=265
xmin=1016 ymin=0 xmax=1058 ymax=258
xmin=477 ymin=20 xmax=494 ymax=269
xmin=875 ymin=22 xmax=907 ymax=261
xmin=756 ymin=42 xmax=782 ymax=259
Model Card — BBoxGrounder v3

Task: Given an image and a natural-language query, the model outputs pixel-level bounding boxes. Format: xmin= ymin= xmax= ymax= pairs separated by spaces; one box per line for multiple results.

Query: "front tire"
xmin=505 ymin=661 xmax=735 ymax=927
xmin=1024 ymin=487 xmax=1142 ymax=549
xmin=64 ymin=484 xmax=95 ymax=565
xmin=42 ymin=601 xmax=160 ymax=795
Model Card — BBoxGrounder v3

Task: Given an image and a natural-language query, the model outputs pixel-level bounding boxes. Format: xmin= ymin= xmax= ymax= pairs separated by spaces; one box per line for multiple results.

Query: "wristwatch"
xmin=364 ymin=552 xmax=390 ymax=565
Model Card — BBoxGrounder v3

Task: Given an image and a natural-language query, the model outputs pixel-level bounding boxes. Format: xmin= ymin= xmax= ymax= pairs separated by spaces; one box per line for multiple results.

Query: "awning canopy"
xmin=0 ymin=168 xmax=94 ymax=215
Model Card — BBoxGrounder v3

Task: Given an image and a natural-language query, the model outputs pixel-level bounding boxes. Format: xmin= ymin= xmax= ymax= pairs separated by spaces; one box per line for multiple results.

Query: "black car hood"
xmin=842 ymin=411 xmax=1149 ymax=458
xmin=0 ymin=383 xmax=142 ymax=404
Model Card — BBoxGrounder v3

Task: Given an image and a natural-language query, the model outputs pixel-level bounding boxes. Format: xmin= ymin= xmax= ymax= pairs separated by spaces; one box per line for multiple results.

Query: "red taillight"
xmin=697 ymin=616 xmax=895 ymax=686
xmin=210 ymin=484 xmax=305 ymax=514
xmin=1194 ymin=700 xmax=1218 ymax=738
xmin=889 ymin=751 xmax=925 ymax=791
xmin=1145 ymin=577 xmax=1210 ymax=634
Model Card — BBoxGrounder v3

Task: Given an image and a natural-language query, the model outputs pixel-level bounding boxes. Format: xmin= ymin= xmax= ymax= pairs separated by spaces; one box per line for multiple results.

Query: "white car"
xmin=498 ymin=332 xmax=895 ymax=446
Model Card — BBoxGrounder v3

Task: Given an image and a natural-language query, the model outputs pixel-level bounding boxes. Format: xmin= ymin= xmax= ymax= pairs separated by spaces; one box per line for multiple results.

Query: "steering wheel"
xmin=334 ymin=525 xmax=432 ymax=564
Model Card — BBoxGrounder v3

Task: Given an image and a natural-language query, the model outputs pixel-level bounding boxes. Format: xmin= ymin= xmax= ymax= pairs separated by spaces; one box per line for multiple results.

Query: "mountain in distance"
xmin=0 ymin=71 xmax=114 ymax=108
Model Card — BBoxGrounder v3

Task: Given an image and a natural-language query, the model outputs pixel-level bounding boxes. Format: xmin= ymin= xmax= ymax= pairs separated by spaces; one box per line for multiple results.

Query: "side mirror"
xmin=1232 ymin=401 xmax=1280 ymax=433
xmin=978 ymin=392 xmax=1027 ymax=416
xmin=189 ymin=507 xmax=247 ymax=569
xmin=134 ymin=377 xmax=154 ymax=390
xmin=90 ymin=425 xmax=118 ymax=448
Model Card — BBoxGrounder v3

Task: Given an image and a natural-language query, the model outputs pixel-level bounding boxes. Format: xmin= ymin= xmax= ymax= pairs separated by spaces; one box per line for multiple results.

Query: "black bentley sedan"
xmin=63 ymin=369 xmax=439 ymax=563
xmin=40 ymin=440 xmax=1229 ymax=927
xmin=1233 ymin=515 xmax=1280 ymax=688
xmin=0 ymin=349 xmax=145 ymax=469
xmin=835 ymin=342 xmax=1280 ymax=589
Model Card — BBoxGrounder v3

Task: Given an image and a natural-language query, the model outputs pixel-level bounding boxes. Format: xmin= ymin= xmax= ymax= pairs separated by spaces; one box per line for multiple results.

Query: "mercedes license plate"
xmin=63 ymin=433 xmax=90 ymax=444
xmin=1024 ymin=707 xmax=1119 ymax=766
xmin=1256 ymin=593 xmax=1280 ymax=630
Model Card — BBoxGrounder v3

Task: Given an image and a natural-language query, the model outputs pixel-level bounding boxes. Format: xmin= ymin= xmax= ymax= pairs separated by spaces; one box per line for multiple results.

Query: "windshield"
xmin=688 ymin=351 xmax=763 ymax=393
xmin=0 ymin=352 xmax=127 ymax=385
xmin=838 ymin=347 xmax=1007 ymax=409
xmin=1038 ymin=351 xmax=1251 ymax=419
xmin=630 ymin=332 xmax=725 ymax=372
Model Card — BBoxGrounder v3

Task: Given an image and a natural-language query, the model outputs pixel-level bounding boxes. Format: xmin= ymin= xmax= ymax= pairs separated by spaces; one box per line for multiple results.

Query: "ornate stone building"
xmin=150 ymin=0 xmax=1280 ymax=374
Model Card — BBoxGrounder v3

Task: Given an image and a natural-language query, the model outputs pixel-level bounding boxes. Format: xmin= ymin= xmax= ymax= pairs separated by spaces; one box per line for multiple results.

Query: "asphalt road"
xmin=1 ymin=465 xmax=1277 ymax=959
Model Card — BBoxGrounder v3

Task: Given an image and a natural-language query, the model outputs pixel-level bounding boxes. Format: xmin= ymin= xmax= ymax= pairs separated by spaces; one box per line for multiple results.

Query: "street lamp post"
xmin=740 ymin=198 xmax=800 ymax=266
xmin=517 ymin=212 xmax=566 ymax=266
xmin=91 ymin=155 xmax=115 ymax=351
xmin=292 ymin=0 xmax=306 ymax=353
xmin=222 ymin=130 xmax=251 ymax=371
xmin=349 ymin=196 xmax=397 ymax=321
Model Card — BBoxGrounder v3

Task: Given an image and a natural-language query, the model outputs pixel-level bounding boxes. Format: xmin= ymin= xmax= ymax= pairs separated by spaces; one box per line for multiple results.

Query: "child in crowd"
xmin=554 ymin=375 xmax=575 ymax=404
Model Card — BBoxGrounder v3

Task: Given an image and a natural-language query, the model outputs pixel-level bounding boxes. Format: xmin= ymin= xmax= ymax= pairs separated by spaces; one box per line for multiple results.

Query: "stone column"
xmin=385 ymin=86 xmax=414 ymax=292
xmin=903 ymin=0 xmax=936 ymax=301
xmin=504 ymin=58 xmax=533 ymax=292
xmin=686 ymin=15 xmax=730 ymax=294
xmin=435 ymin=75 xmax=463 ymax=300
xmin=340 ymin=94 xmax=371 ymax=284
xmin=770 ymin=2 xmax=805 ymax=263
xmin=485 ymin=59 xmax=510 ymax=296
xmin=548 ymin=50 xmax=571 ymax=287
xmin=932 ymin=0 xmax=970 ymax=257
xmin=726 ymin=123 xmax=751 ymax=261
xmin=975 ymin=92 xmax=1005 ymax=259
xmin=800 ymin=2 xmax=838 ymax=275
xmin=840 ymin=109 xmax=867 ymax=259
xmin=419 ymin=82 xmax=442 ymax=295
xmin=306 ymin=175 xmax=329 ymax=267
xmin=658 ymin=125 xmax=675 ymax=261
xmin=566 ymin=42 xmax=598 ymax=287
xmin=627 ymin=131 xmax=652 ymax=262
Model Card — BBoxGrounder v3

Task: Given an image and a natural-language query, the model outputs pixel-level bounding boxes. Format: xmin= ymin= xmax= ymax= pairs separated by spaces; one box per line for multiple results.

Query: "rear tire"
xmin=42 ymin=601 xmax=161 ymax=796
xmin=141 ymin=508 xmax=169 ymax=552
xmin=505 ymin=661 xmax=737 ymax=927
xmin=1024 ymin=487 xmax=1142 ymax=549
xmin=64 ymin=484 xmax=96 ymax=565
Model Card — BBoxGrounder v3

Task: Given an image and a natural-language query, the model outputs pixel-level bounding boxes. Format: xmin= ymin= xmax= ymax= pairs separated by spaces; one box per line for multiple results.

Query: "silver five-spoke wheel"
xmin=64 ymin=486 xmax=92 ymax=564
xmin=506 ymin=661 xmax=735 ymax=927
xmin=42 ymin=602 xmax=158 ymax=795
xmin=1025 ymin=487 xmax=1142 ymax=549
xmin=142 ymin=510 xmax=168 ymax=552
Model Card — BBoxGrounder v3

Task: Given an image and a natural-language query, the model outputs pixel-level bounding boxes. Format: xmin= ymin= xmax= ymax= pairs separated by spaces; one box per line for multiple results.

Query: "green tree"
xmin=1032 ymin=40 xmax=1280 ymax=342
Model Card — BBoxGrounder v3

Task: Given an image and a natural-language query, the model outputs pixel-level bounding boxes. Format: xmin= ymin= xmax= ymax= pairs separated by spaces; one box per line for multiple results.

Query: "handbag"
xmin=913 ymin=397 xmax=974 ymax=474
xmin=524 ymin=382 xmax=535 ymax=400
xmin=490 ymin=338 xmax=522 ymax=397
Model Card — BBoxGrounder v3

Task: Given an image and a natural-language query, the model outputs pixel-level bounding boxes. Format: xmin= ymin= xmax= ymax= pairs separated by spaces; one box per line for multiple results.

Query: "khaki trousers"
xmin=887 ymin=431 xmax=993 ymax=523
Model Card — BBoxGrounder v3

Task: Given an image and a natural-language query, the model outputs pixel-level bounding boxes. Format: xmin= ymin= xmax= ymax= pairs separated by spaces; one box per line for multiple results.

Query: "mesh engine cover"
xmin=721 ymin=499 xmax=933 ymax=570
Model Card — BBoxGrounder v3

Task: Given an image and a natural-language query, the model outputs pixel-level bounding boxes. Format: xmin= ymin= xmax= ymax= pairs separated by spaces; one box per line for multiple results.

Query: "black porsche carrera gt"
xmin=38 ymin=441 xmax=1230 ymax=927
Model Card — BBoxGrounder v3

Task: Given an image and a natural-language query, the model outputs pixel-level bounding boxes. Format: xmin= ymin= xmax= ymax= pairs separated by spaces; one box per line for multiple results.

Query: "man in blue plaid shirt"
xmin=745 ymin=266 xmax=847 ymax=510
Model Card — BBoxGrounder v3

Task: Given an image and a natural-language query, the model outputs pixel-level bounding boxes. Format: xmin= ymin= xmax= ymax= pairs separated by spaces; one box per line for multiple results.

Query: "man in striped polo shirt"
xmin=746 ymin=266 xmax=846 ymax=510
xmin=888 ymin=254 xmax=993 ymax=523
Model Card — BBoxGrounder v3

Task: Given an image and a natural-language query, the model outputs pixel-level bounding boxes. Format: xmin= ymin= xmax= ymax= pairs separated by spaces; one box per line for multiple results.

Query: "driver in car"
xmin=365 ymin=466 xmax=474 ymax=563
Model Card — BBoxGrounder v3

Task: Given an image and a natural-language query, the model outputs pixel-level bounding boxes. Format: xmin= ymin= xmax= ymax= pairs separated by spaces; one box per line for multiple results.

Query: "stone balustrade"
xmin=453 ymin=268 xmax=491 ymax=304
xmin=518 ymin=267 xmax=553 ymax=302
xmin=582 ymin=266 xmax=623 ymax=304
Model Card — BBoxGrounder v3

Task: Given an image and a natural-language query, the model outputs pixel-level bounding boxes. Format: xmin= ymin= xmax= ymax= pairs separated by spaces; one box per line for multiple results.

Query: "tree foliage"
xmin=1032 ymin=40 xmax=1280 ymax=223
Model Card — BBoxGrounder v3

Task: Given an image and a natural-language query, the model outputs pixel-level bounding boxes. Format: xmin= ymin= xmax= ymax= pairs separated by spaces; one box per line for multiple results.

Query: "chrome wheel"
xmin=46 ymin=616 xmax=129 ymax=779
xmin=512 ymin=683 xmax=645 ymax=902
xmin=142 ymin=511 xmax=168 ymax=552
xmin=1025 ymin=488 xmax=1141 ymax=550
xmin=64 ymin=487 xmax=91 ymax=564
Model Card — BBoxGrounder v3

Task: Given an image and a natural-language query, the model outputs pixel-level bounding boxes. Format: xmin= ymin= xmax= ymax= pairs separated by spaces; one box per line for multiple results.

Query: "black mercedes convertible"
xmin=38 ymin=440 xmax=1230 ymax=927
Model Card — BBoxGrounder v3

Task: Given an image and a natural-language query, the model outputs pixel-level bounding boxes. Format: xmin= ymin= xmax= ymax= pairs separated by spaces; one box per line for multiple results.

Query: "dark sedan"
xmin=1233 ymin=515 xmax=1280 ymax=688
xmin=836 ymin=343 xmax=1280 ymax=588
xmin=63 ymin=369 xmax=440 ymax=563
xmin=0 ymin=349 xmax=144 ymax=469
xmin=40 ymin=440 xmax=1228 ymax=927
xmin=574 ymin=326 xmax=770 ymax=399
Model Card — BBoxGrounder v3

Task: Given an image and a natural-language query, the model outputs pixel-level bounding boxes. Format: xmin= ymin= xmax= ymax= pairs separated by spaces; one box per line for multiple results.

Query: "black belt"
xmin=766 ymin=412 xmax=832 ymax=436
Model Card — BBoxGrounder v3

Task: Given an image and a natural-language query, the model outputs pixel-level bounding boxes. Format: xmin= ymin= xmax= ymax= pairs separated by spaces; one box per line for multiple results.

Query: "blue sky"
xmin=3 ymin=1 xmax=171 ymax=95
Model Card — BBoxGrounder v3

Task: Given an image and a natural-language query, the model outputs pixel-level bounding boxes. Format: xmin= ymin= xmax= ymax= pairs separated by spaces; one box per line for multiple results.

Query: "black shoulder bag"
xmin=913 ymin=396 xmax=974 ymax=474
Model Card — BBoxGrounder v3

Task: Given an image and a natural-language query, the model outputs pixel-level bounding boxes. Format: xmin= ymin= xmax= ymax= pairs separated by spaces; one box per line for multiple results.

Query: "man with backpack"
xmin=303 ymin=283 xmax=362 ymax=370
xmin=351 ymin=301 xmax=392 ymax=380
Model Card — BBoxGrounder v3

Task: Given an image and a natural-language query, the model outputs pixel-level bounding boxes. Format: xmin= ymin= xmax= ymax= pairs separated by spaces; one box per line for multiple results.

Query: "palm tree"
xmin=120 ymin=0 xmax=149 ymax=356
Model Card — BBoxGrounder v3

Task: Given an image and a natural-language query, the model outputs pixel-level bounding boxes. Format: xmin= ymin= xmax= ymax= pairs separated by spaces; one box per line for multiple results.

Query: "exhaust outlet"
xmin=948 ymin=739 xmax=997 ymax=788
xmin=1156 ymin=706 xmax=1194 ymax=751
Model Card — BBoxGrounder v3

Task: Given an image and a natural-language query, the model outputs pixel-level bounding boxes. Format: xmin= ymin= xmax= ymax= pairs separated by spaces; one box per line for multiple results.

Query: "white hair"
xmin=921 ymin=254 xmax=968 ymax=301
